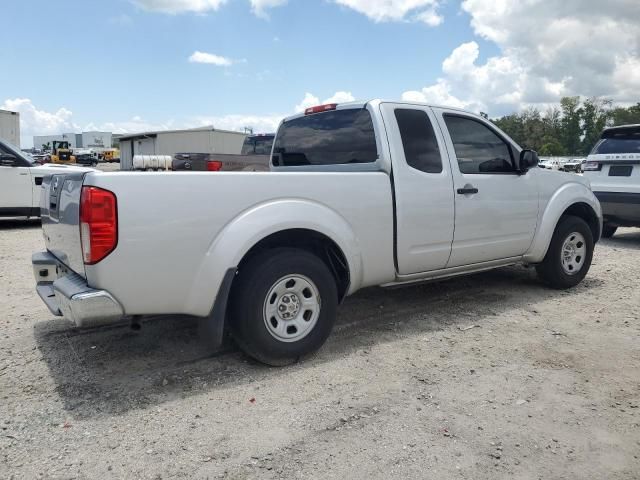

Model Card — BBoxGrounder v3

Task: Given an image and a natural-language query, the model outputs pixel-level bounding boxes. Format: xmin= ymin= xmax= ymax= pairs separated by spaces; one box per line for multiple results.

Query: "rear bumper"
xmin=593 ymin=191 xmax=640 ymax=227
xmin=32 ymin=251 xmax=124 ymax=327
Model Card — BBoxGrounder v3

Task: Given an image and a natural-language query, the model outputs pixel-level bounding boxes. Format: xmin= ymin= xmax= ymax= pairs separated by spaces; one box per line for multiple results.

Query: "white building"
xmin=117 ymin=126 xmax=248 ymax=170
xmin=33 ymin=133 xmax=80 ymax=150
xmin=33 ymin=131 xmax=112 ymax=151
xmin=0 ymin=109 xmax=20 ymax=147
xmin=81 ymin=131 xmax=112 ymax=149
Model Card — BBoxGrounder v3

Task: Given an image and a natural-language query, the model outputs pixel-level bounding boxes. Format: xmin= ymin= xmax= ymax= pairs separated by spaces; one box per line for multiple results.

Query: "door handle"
xmin=457 ymin=186 xmax=479 ymax=195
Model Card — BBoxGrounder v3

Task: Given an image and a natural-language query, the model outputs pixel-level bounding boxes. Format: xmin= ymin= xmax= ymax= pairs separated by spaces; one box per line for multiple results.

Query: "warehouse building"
xmin=33 ymin=131 xmax=112 ymax=151
xmin=117 ymin=126 xmax=248 ymax=170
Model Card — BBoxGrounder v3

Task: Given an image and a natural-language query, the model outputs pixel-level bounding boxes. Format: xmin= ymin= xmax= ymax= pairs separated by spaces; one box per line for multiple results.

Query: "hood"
xmin=31 ymin=163 xmax=97 ymax=174
xmin=537 ymin=168 xmax=591 ymax=189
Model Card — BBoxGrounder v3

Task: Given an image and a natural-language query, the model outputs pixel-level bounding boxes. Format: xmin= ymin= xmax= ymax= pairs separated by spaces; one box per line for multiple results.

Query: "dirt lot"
xmin=1 ymin=220 xmax=639 ymax=479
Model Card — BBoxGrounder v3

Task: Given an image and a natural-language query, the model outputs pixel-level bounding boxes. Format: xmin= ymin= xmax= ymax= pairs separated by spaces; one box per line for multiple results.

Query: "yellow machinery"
xmin=50 ymin=141 xmax=76 ymax=164
xmin=101 ymin=148 xmax=120 ymax=163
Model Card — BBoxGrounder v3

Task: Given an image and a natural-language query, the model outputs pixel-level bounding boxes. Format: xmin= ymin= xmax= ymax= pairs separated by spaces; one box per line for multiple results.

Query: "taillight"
xmin=304 ymin=103 xmax=338 ymax=115
xmin=206 ymin=160 xmax=223 ymax=171
xmin=583 ymin=161 xmax=601 ymax=171
xmin=80 ymin=186 xmax=117 ymax=264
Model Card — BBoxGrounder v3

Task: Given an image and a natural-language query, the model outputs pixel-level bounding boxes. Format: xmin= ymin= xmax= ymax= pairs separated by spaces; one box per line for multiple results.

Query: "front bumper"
xmin=33 ymin=251 xmax=124 ymax=327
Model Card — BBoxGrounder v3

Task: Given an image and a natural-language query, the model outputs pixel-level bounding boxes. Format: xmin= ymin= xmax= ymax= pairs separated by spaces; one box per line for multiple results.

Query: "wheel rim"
xmin=561 ymin=231 xmax=587 ymax=275
xmin=263 ymin=274 xmax=321 ymax=343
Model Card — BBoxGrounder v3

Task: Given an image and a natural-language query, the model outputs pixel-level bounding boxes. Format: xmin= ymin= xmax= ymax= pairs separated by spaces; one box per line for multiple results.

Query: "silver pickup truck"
xmin=33 ymin=100 xmax=602 ymax=365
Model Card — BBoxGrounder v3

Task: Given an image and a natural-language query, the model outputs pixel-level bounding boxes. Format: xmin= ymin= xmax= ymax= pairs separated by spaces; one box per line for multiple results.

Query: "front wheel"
xmin=229 ymin=248 xmax=338 ymax=366
xmin=536 ymin=215 xmax=594 ymax=289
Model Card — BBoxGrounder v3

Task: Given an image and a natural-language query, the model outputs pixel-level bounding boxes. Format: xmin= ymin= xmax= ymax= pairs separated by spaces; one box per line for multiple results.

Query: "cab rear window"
xmin=272 ymin=108 xmax=378 ymax=166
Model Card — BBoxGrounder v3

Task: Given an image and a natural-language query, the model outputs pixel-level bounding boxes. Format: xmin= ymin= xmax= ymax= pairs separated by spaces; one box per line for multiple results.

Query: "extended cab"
xmin=32 ymin=100 xmax=602 ymax=365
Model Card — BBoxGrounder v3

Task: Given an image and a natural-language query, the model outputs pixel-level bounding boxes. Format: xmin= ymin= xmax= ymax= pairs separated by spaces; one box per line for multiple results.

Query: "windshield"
xmin=0 ymin=140 xmax=35 ymax=165
xmin=241 ymin=135 xmax=275 ymax=155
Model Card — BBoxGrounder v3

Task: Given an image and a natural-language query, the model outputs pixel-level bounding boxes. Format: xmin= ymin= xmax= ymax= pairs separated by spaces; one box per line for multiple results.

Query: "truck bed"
xmin=40 ymin=170 xmax=395 ymax=317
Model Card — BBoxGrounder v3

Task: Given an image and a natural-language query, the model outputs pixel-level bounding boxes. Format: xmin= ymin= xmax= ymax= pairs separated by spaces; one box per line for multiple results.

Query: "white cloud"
xmin=188 ymin=51 xmax=233 ymax=66
xmin=84 ymin=117 xmax=177 ymax=135
xmin=190 ymin=114 xmax=283 ymax=133
xmin=1 ymin=98 xmax=79 ymax=147
xmin=294 ymin=93 xmax=320 ymax=113
xmin=132 ymin=0 xmax=227 ymax=14
xmin=249 ymin=0 xmax=287 ymax=18
xmin=108 ymin=13 xmax=133 ymax=25
xmin=404 ymin=0 xmax=640 ymax=115
xmin=334 ymin=0 xmax=443 ymax=25
xmin=5 ymin=92 xmax=356 ymax=147
xmin=294 ymin=91 xmax=355 ymax=113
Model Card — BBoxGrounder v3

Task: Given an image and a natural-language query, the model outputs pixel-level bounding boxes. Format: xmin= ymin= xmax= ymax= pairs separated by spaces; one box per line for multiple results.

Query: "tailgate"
xmin=40 ymin=172 xmax=88 ymax=277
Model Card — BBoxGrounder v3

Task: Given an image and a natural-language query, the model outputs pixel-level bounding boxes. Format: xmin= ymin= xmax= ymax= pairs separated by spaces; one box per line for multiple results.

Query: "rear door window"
xmin=394 ymin=109 xmax=442 ymax=173
xmin=272 ymin=108 xmax=378 ymax=166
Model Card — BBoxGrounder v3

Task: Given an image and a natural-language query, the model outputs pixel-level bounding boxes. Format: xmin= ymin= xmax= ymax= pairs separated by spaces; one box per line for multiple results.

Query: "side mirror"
xmin=0 ymin=153 xmax=17 ymax=167
xmin=519 ymin=149 xmax=539 ymax=173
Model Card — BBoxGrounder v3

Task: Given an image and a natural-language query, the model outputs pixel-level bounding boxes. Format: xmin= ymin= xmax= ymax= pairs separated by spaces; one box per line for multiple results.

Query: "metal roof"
xmin=116 ymin=125 xmax=248 ymax=141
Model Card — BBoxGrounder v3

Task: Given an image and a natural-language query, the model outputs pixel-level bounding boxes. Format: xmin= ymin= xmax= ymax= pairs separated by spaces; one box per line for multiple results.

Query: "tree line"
xmin=489 ymin=97 xmax=640 ymax=157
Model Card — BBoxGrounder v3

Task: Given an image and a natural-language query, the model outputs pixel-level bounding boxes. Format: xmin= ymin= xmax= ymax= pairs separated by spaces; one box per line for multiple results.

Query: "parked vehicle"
xmin=50 ymin=140 xmax=76 ymax=165
xmin=561 ymin=158 xmax=584 ymax=173
xmin=101 ymin=148 xmax=120 ymax=163
xmin=583 ymin=124 xmax=640 ymax=237
xmin=31 ymin=153 xmax=49 ymax=165
xmin=172 ymin=133 xmax=274 ymax=172
xmin=0 ymin=139 xmax=93 ymax=217
xmin=32 ymin=100 xmax=602 ymax=366
xmin=73 ymin=148 xmax=99 ymax=167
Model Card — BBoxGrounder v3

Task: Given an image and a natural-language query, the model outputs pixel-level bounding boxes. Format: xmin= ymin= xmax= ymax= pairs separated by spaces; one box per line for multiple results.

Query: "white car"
xmin=32 ymin=100 xmax=602 ymax=365
xmin=583 ymin=124 xmax=640 ymax=237
xmin=0 ymin=139 xmax=94 ymax=217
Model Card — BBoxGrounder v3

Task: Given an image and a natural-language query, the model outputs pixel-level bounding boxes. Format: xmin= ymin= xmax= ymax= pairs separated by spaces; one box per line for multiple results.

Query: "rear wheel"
xmin=601 ymin=224 xmax=617 ymax=238
xmin=229 ymin=248 xmax=338 ymax=366
xmin=536 ymin=215 xmax=594 ymax=289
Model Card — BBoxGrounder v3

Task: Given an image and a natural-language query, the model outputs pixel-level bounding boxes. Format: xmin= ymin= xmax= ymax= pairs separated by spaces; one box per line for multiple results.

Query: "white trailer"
xmin=0 ymin=109 xmax=20 ymax=148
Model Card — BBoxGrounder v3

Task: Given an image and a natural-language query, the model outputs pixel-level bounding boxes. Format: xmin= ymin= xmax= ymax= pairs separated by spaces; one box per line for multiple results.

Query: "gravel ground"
xmin=1 ymin=220 xmax=639 ymax=479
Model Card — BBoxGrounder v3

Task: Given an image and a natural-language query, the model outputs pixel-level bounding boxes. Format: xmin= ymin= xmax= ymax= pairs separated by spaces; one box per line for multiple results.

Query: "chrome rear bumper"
xmin=33 ymin=251 xmax=124 ymax=327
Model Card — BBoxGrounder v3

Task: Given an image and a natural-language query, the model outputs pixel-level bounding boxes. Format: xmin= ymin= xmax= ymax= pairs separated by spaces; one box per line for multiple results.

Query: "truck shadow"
xmin=600 ymin=229 xmax=640 ymax=250
xmin=33 ymin=266 xmax=604 ymax=420
xmin=0 ymin=218 xmax=41 ymax=230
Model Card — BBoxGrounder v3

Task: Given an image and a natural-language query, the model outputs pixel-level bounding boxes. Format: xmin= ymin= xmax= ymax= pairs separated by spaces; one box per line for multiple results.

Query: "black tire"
xmin=601 ymin=224 xmax=617 ymax=238
xmin=229 ymin=248 xmax=338 ymax=366
xmin=536 ymin=215 xmax=594 ymax=289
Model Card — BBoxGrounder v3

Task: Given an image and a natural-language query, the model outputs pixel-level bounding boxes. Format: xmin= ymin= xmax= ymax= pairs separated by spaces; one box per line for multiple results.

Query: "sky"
xmin=1 ymin=0 xmax=639 ymax=147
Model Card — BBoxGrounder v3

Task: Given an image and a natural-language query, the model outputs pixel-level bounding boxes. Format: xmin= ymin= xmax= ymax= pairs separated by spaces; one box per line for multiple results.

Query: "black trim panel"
xmin=594 ymin=192 xmax=640 ymax=204
xmin=0 ymin=207 xmax=40 ymax=217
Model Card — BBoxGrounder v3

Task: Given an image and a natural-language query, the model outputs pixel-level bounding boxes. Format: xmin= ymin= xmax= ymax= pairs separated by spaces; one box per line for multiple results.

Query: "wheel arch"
xmin=524 ymin=183 xmax=602 ymax=263
xmin=185 ymin=199 xmax=363 ymax=317
xmin=234 ymin=228 xmax=352 ymax=303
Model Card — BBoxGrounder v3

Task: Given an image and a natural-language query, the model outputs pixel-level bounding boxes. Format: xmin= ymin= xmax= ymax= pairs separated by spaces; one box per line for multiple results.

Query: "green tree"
xmin=560 ymin=97 xmax=583 ymax=155
xmin=609 ymin=103 xmax=640 ymax=126
xmin=581 ymin=97 xmax=612 ymax=154
xmin=539 ymin=139 xmax=567 ymax=156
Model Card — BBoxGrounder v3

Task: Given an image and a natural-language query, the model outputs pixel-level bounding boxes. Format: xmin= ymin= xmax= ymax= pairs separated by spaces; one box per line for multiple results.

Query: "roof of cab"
xmin=281 ymin=99 xmax=476 ymax=123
